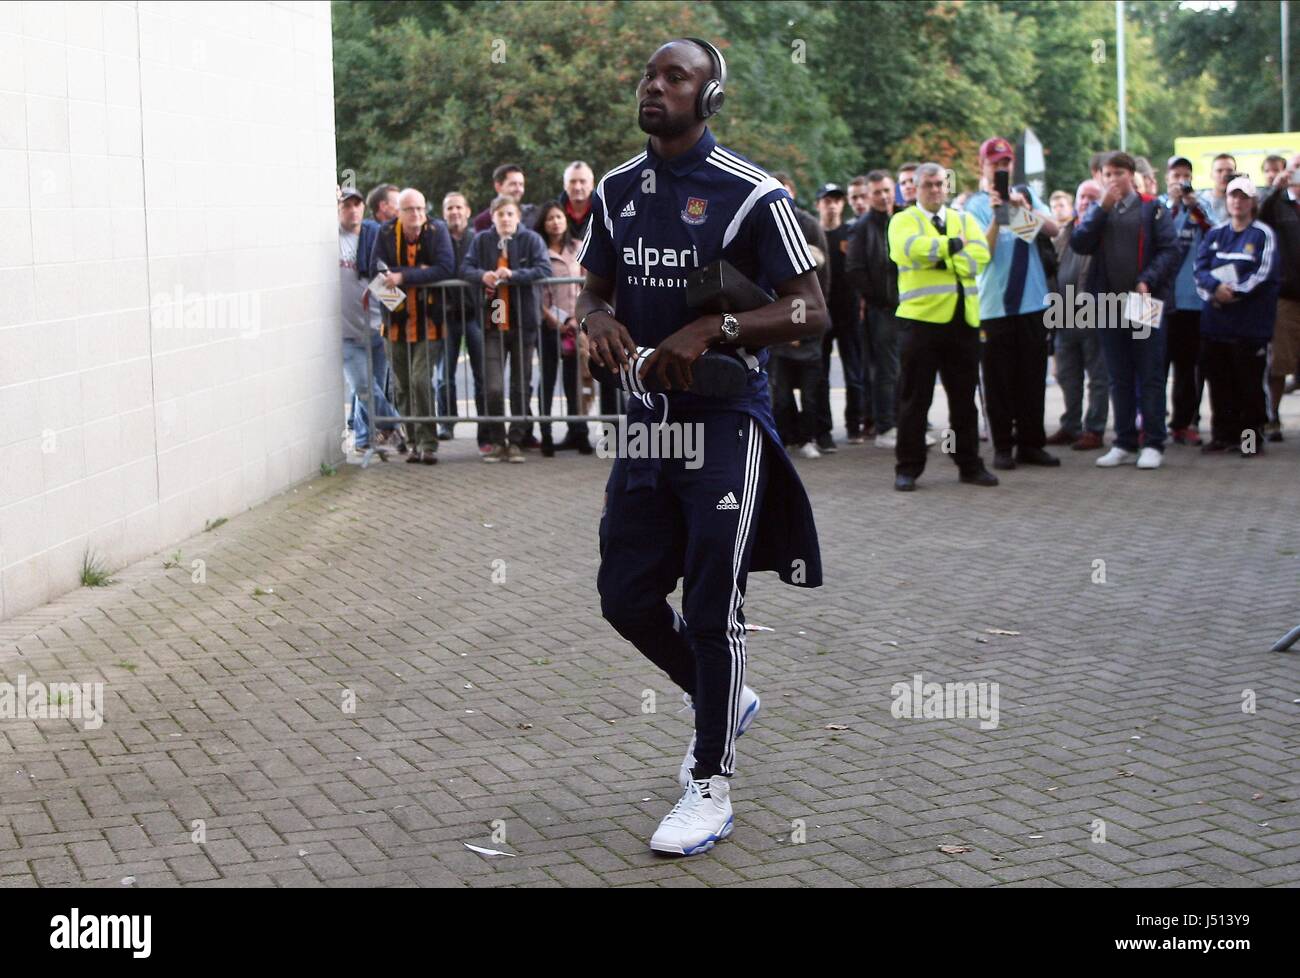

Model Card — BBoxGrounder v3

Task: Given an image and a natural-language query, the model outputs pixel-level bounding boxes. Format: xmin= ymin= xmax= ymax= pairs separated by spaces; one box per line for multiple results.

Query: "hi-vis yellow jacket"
xmin=887 ymin=205 xmax=990 ymax=326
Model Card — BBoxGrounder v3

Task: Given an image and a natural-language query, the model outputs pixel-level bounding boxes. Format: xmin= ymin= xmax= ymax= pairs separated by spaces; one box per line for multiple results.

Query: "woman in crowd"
xmin=535 ymin=201 xmax=592 ymax=456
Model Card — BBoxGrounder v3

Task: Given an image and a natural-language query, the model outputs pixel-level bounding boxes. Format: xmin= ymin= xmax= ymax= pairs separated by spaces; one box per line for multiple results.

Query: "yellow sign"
xmin=1173 ymin=132 xmax=1300 ymax=190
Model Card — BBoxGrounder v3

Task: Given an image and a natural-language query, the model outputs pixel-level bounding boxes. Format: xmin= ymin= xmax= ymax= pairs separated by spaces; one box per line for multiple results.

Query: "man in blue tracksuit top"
xmin=575 ymin=38 xmax=826 ymax=856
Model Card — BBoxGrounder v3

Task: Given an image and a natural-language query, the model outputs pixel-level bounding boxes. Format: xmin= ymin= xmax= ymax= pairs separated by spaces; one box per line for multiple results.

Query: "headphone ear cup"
xmin=698 ymin=79 xmax=722 ymax=119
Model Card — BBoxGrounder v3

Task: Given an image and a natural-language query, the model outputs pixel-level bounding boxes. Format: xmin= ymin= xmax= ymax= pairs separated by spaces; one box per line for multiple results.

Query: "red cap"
xmin=979 ymin=137 xmax=1015 ymax=164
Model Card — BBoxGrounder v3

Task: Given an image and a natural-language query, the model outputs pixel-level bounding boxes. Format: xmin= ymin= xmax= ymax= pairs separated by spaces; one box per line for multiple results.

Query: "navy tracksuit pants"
xmin=598 ymin=410 xmax=770 ymax=780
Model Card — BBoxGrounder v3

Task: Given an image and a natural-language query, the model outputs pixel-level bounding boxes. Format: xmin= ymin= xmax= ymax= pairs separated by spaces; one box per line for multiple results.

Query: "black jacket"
xmin=795 ymin=206 xmax=831 ymax=299
xmin=1259 ymin=188 xmax=1300 ymax=302
xmin=460 ymin=226 xmax=551 ymax=333
xmin=436 ymin=227 xmax=478 ymax=327
xmin=372 ymin=218 xmax=456 ymax=341
xmin=845 ymin=208 xmax=898 ymax=310
xmin=771 ymin=208 xmax=829 ymax=362
xmin=1069 ymin=194 xmax=1181 ymax=302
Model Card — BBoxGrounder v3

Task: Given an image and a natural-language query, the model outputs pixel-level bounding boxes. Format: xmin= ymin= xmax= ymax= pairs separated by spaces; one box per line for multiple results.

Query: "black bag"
xmin=685 ymin=260 xmax=773 ymax=313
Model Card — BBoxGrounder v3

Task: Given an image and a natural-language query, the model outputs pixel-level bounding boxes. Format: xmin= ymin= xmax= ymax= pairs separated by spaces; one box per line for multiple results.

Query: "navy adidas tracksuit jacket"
xmin=1193 ymin=219 xmax=1279 ymax=444
xmin=580 ymin=127 xmax=822 ymax=780
xmin=1194 ymin=220 xmax=1279 ymax=342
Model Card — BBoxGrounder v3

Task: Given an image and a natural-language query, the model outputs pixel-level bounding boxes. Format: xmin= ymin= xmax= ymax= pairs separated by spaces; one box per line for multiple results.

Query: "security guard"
xmin=575 ymin=38 xmax=827 ymax=856
xmin=887 ymin=162 xmax=998 ymax=491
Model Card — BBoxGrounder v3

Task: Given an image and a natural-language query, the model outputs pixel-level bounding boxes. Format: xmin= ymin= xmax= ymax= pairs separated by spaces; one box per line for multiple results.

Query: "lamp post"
xmin=1116 ymin=0 xmax=1127 ymax=152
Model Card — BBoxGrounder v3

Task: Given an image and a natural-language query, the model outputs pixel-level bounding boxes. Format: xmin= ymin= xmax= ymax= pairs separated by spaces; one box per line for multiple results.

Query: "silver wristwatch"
xmin=720 ymin=313 xmax=741 ymax=342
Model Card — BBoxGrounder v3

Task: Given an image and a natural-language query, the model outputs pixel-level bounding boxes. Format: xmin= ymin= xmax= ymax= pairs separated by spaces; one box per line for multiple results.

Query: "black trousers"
xmin=769 ymin=354 xmax=824 ymax=445
xmin=980 ymin=312 xmax=1048 ymax=453
xmin=895 ymin=313 xmax=982 ymax=478
xmin=598 ymin=412 xmax=769 ymax=779
xmin=815 ymin=313 xmax=865 ymax=437
xmin=1200 ymin=337 xmax=1268 ymax=447
xmin=538 ymin=329 xmax=585 ymax=442
xmin=1166 ymin=309 xmax=1204 ymax=429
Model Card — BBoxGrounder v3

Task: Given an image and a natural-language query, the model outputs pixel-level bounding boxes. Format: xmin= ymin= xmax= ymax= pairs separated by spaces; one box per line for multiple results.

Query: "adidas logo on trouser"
xmin=716 ymin=492 xmax=740 ymax=510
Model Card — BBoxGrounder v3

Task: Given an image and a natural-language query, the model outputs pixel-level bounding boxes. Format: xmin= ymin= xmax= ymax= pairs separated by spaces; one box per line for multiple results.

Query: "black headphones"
xmin=684 ymin=37 xmax=727 ymax=120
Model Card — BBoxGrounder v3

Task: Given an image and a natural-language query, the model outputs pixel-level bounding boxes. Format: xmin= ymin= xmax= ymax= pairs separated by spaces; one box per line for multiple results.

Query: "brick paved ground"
xmin=2 ymin=387 xmax=1298 ymax=888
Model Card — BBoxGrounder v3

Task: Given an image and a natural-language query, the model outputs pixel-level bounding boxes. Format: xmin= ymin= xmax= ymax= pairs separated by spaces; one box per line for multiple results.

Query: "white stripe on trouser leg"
xmin=721 ymin=418 xmax=762 ymax=775
xmin=1264 ymin=341 xmax=1276 ymax=424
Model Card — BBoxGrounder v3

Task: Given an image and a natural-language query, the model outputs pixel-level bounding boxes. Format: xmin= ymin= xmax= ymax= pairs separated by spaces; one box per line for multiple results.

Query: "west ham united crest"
xmin=681 ymin=196 xmax=709 ymax=225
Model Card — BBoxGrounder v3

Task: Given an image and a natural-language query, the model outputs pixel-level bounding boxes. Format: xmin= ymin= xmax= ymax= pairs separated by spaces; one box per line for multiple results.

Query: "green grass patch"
xmin=80 ymin=549 xmax=113 ymax=587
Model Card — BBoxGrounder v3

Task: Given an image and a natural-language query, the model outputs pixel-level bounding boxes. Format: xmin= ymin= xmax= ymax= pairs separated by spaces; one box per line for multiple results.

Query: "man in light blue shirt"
xmin=963 ymin=136 xmax=1062 ymax=470
xmin=1196 ymin=153 xmax=1237 ymax=227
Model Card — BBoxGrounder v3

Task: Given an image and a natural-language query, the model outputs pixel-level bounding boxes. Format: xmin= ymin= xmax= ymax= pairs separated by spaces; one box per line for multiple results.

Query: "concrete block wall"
xmin=0 ymin=1 xmax=341 ymax=620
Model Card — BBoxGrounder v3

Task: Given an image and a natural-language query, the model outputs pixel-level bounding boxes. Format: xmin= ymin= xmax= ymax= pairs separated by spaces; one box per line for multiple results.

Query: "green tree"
xmin=710 ymin=0 xmax=858 ymax=201
xmin=1142 ymin=0 xmax=1297 ymax=136
xmin=333 ymin=0 xmax=857 ymax=209
xmin=814 ymin=1 xmax=1037 ymax=190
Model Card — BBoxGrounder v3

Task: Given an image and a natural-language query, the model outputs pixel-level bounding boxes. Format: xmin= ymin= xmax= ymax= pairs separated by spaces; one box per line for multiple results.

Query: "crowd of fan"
xmin=336 ymin=144 xmax=1299 ymax=473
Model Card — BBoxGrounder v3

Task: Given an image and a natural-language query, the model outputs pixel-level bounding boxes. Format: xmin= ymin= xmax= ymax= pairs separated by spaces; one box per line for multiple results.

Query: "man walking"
xmin=576 ymin=38 xmax=825 ymax=856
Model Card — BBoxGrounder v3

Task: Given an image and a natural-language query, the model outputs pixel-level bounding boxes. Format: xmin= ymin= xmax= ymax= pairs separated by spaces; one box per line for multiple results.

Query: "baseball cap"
xmin=1166 ymin=155 xmax=1193 ymax=171
xmin=816 ymin=182 xmax=846 ymax=200
xmin=979 ymin=137 xmax=1015 ymax=163
xmin=339 ymin=186 xmax=364 ymax=203
xmin=1226 ymin=175 xmax=1257 ymax=198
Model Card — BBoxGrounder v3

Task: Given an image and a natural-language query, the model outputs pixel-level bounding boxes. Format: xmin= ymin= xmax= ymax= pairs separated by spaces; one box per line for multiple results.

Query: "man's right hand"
xmin=481 ymin=271 xmax=498 ymax=288
xmin=585 ymin=310 xmax=638 ymax=372
xmin=1101 ymin=184 xmax=1124 ymax=211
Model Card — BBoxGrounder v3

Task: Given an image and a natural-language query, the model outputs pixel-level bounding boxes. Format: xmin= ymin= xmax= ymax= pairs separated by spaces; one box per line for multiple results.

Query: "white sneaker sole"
xmin=649 ymin=815 xmax=734 ymax=856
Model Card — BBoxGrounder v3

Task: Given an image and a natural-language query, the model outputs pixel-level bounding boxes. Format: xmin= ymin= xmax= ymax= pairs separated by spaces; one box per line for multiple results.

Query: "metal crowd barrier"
xmin=360 ymin=277 xmax=626 ymax=448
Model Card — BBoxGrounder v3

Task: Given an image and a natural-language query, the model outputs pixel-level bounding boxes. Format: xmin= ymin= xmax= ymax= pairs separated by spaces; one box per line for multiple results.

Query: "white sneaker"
xmin=874 ymin=428 xmax=898 ymax=448
xmin=679 ymin=686 xmax=761 ymax=789
xmin=798 ymin=442 xmax=821 ymax=459
xmin=1096 ymin=447 xmax=1138 ymax=467
xmin=649 ymin=776 xmax=733 ymax=855
xmin=1136 ymin=446 xmax=1163 ymax=469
